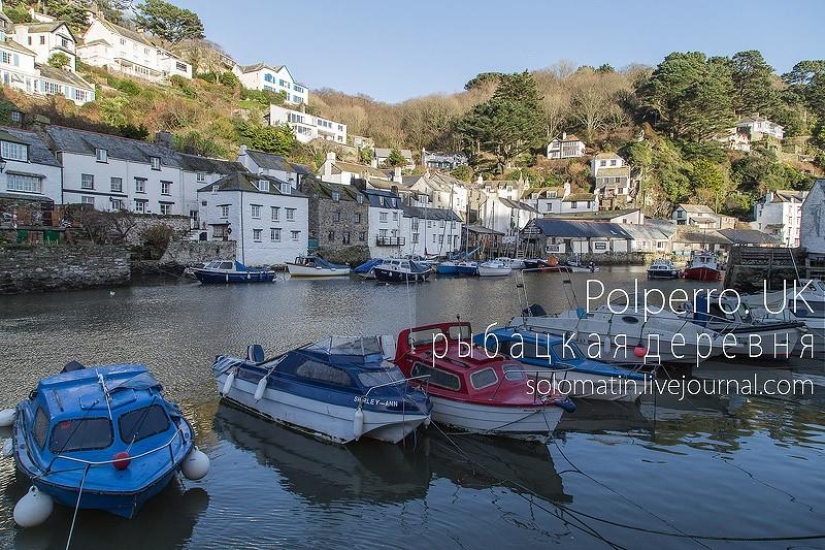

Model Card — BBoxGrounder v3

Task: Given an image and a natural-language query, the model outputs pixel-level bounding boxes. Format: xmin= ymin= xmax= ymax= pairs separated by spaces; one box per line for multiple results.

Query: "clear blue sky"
xmin=173 ymin=0 xmax=824 ymax=104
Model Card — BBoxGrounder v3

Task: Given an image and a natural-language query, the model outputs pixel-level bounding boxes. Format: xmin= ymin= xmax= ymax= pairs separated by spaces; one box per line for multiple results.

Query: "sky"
xmin=173 ymin=0 xmax=824 ymax=104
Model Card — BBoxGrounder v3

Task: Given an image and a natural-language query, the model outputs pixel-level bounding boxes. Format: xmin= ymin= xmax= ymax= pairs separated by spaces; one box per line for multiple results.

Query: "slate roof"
xmin=499 ymin=197 xmax=539 ymax=213
xmin=563 ymin=193 xmax=597 ymax=202
xmin=677 ymin=204 xmax=715 ymax=215
xmin=0 ymin=38 xmax=37 ymax=56
xmin=197 ymin=171 xmax=307 ymax=197
xmin=544 ymin=209 xmax=641 ymax=221
xmin=621 ymin=224 xmax=676 ymax=241
xmin=466 ymin=225 xmax=504 ymax=235
xmin=0 ymin=127 xmax=59 ymax=166
xmin=291 ymin=163 xmax=313 ymax=176
xmin=672 ymin=227 xmax=730 ymax=245
xmin=37 ymin=64 xmax=94 ymax=90
xmin=18 ymin=21 xmax=74 ymax=39
xmin=402 ymin=205 xmax=462 ymax=222
xmin=332 ymin=160 xmax=393 ymax=180
xmin=99 ymin=19 xmax=155 ymax=47
xmin=523 ymin=186 xmax=565 ymax=199
xmin=593 ymin=152 xmax=623 ymax=160
xmin=527 ymin=219 xmax=633 ymax=239
xmin=770 ymin=190 xmax=808 ymax=202
xmin=237 ymin=62 xmax=285 ymax=74
xmin=718 ymin=229 xmax=781 ymax=246
xmin=178 ymin=154 xmax=246 ymax=174
xmin=301 ymin=176 xmax=363 ymax=201
xmin=594 ymin=166 xmax=630 ymax=179
xmin=244 ymin=149 xmax=293 ymax=172
xmin=46 ymin=126 xmax=182 ymax=167
xmin=361 ymin=188 xmax=402 ymax=209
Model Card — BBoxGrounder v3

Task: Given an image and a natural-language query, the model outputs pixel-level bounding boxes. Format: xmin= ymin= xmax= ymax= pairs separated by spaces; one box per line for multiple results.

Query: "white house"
xmin=373 ymin=148 xmax=414 ymax=169
xmin=233 ymin=63 xmax=308 ymax=105
xmin=422 ymin=150 xmax=467 ymax=170
xmin=546 ymin=133 xmax=585 ymax=159
xmin=268 ymin=104 xmax=346 ymax=144
xmin=0 ymin=127 xmax=62 ymax=208
xmin=197 ymin=171 xmax=308 ymax=266
xmin=361 ymin=188 xmax=406 ymax=258
xmin=800 ymin=180 xmax=825 ymax=258
xmin=752 ymin=190 xmax=808 ymax=248
xmin=591 ymin=152 xmax=625 ymax=177
xmin=178 ymin=153 xmax=247 ymax=228
xmin=623 ymin=224 xmax=676 ymax=254
xmin=237 ymin=145 xmax=301 ymax=182
xmin=737 ymin=116 xmax=784 ymax=141
xmin=77 ymin=14 xmax=192 ymax=82
xmin=13 ymin=19 xmax=77 ymax=70
xmin=713 ymin=127 xmax=751 ymax=152
xmin=479 ymin=196 xmax=539 ymax=238
xmin=0 ymin=24 xmax=39 ymax=96
xmin=521 ymin=218 xmax=633 ymax=255
xmin=318 ymin=153 xmax=394 ymax=186
xmin=46 ymin=125 xmax=188 ymax=215
xmin=672 ymin=204 xmax=736 ymax=230
xmin=402 ymin=172 xmax=468 ymax=219
xmin=401 ymin=205 xmax=463 ymax=257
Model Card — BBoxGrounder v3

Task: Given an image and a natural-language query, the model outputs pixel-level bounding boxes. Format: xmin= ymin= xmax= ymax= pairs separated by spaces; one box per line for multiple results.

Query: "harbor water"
xmin=0 ymin=266 xmax=823 ymax=549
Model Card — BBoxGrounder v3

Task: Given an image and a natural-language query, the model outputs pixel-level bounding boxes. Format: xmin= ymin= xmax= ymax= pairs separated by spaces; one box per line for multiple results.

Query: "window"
xmin=253 ymin=229 xmax=262 ymax=242
xmin=160 ymin=203 xmax=172 ymax=215
xmin=135 ymin=178 xmax=146 ymax=193
xmin=62 ymin=37 xmax=71 ymax=48
xmin=119 ymin=405 xmax=170 ymax=443
xmin=333 ymin=211 xmax=341 ymax=222
xmin=342 ymin=232 xmax=351 ymax=244
xmin=144 ymin=47 xmax=149 ymax=54
xmin=271 ymin=228 xmax=281 ymax=242
xmin=410 ymin=362 xmax=461 ymax=390
xmin=353 ymin=213 xmax=361 ymax=224
xmin=175 ymin=61 xmax=187 ymax=72
xmin=610 ymin=159 xmax=617 ymax=166
xmin=332 ymin=191 xmax=340 ymax=202
xmin=258 ymin=179 xmax=269 ymax=192
xmin=150 ymin=157 xmax=161 ymax=170
xmin=108 ymin=177 xmax=123 ymax=193
xmin=380 ymin=212 xmax=388 ymax=223
xmin=81 ymin=196 xmax=95 ymax=206
xmin=439 ymin=220 xmax=445 ymax=228
xmin=1 ymin=51 xmax=10 ymax=64
xmin=251 ymin=204 xmax=262 ymax=218
xmin=120 ymin=38 xmax=126 ymax=45
xmin=27 ymin=37 xmax=31 ymax=45
xmin=197 ymin=172 xmax=206 ymax=182
xmin=393 ymin=212 xmax=399 ymax=221
xmin=44 ymin=82 xmax=62 ymax=95
xmin=1 ymin=141 xmax=27 ymax=161
xmin=161 ymin=181 xmax=171 ymax=195
xmin=49 ymin=418 xmax=113 ymax=453
xmin=280 ymin=182 xmax=291 ymax=194
xmin=81 ymin=173 xmax=94 ymax=189
xmin=470 ymin=368 xmax=499 ymax=390
xmin=599 ymin=160 xmax=606 ymax=167
xmin=39 ymin=36 xmax=45 ymax=45
xmin=291 ymin=230 xmax=300 ymax=241
xmin=96 ymin=148 xmax=107 ymax=162
xmin=33 ymin=408 xmax=48 ymax=448
xmin=359 ymin=231 xmax=365 ymax=241
xmin=271 ymin=206 xmax=280 ymax=221
xmin=571 ymin=201 xmax=578 ymax=209
xmin=7 ymin=174 xmax=41 ymax=193
xmin=327 ymin=230 xmax=335 ymax=241
xmin=286 ymin=208 xmax=295 ymax=221
xmin=135 ymin=199 xmax=147 ymax=213
xmin=295 ymin=360 xmax=352 ymax=386
xmin=357 ymin=194 xmax=364 ymax=204
xmin=111 ymin=199 xmax=124 ymax=210
xmin=412 ymin=233 xmax=419 ymax=244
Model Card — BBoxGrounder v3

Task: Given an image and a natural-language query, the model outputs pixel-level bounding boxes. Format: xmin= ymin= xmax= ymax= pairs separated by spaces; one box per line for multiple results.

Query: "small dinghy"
xmin=211 ymin=337 xmax=432 ymax=444
xmin=477 ymin=261 xmax=513 ymax=277
xmin=286 ymin=255 xmax=351 ymax=277
xmin=6 ymin=362 xmax=208 ymax=527
xmin=373 ymin=258 xmax=432 ymax=283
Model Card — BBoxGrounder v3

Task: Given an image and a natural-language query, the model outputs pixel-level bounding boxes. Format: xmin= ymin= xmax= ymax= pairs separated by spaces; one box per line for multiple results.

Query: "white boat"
xmin=211 ymin=337 xmax=432 ymax=445
xmin=286 ymin=255 xmax=351 ymax=277
xmin=477 ymin=261 xmax=513 ymax=277
xmin=510 ymin=305 xmax=724 ymax=365
xmin=494 ymin=257 xmax=526 ymax=270
xmin=647 ymin=259 xmax=680 ymax=279
xmin=566 ymin=256 xmax=600 ymax=273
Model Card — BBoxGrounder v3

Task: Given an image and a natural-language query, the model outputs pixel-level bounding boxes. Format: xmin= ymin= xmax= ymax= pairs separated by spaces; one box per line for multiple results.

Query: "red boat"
xmin=394 ymin=322 xmax=574 ymax=442
xmin=683 ymin=252 xmax=722 ymax=282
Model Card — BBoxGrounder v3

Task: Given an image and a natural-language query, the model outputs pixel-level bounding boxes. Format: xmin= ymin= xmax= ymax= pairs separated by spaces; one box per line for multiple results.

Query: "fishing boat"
xmin=647 ymin=259 xmax=680 ymax=279
xmin=211 ymin=337 xmax=432 ymax=445
xmin=477 ymin=261 xmax=513 ymax=277
xmin=510 ymin=304 xmax=724 ymax=365
xmin=6 ymin=362 xmax=209 ymax=526
xmin=192 ymin=259 xmax=275 ymax=284
xmin=474 ymin=327 xmax=651 ymax=401
xmin=493 ymin=257 xmax=526 ymax=270
xmin=683 ymin=251 xmax=722 ymax=281
xmin=373 ymin=258 xmax=432 ymax=283
xmin=680 ymin=293 xmax=807 ymax=359
xmin=455 ymin=261 xmax=479 ymax=276
xmin=394 ymin=322 xmax=575 ymax=442
xmin=286 ymin=255 xmax=351 ymax=277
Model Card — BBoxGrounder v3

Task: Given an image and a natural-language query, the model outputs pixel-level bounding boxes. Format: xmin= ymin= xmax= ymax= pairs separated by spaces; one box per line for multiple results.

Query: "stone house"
xmin=298 ymin=175 xmax=369 ymax=253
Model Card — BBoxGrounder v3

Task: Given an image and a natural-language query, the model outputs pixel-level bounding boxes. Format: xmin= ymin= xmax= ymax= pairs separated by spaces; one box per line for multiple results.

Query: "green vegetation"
xmin=134 ymin=0 xmax=205 ymax=43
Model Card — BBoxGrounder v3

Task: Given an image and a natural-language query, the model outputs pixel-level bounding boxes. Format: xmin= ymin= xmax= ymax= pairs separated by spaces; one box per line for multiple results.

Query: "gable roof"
xmin=594 ymin=166 xmax=630 ymax=179
xmin=37 ymin=64 xmax=94 ymax=90
xmin=0 ymin=38 xmax=37 ymax=57
xmin=550 ymin=134 xmax=583 ymax=143
xmin=0 ymin=127 xmax=59 ymax=166
xmin=718 ymin=229 xmax=781 ymax=246
xmin=563 ymin=193 xmax=596 ymax=202
xmin=672 ymin=227 xmax=730 ymax=245
xmin=244 ymin=148 xmax=293 ymax=173
xmin=97 ymin=18 xmax=155 ymax=48
xmin=593 ymin=152 xmax=622 ymax=160
xmin=178 ymin=154 xmax=246 ymax=174
xmin=237 ymin=62 xmax=284 ymax=74
xmin=331 ymin=160 xmax=393 ymax=180
xmin=677 ymin=204 xmax=715 ymax=215
xmin=621 ymin=224 xmax=676 ymax=240
xmin=300 ymin=176 xmax=364 ymax=202
xmin=46 ymin=125 xmax=182 ymax=167
xmin=523 ymin=186 xmax=565 ymax=199
xmin=499 ymin=197 xmax=539 ymax=213
xmin=18 ymin=21 xmax=75 ymax=40
xmin=361 ymin=188 xmax=402 ymax=209
xmin=527 ymin=219 xmax=633 ymax=239
xmin=197 ymin=171 xmax=306 ymax=196
xmin=402 ymin=205 xmax=462 ymax=222
xmin=770 ymin=190 xmax=808 ymax=202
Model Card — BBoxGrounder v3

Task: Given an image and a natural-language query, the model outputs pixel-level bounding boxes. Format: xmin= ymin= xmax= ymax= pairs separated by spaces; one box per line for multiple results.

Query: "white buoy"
xmin=0 ymin=408 xmax=16 ymax=427
xmin=181 ymin=447 xmax=210 ymax=480
xmin=424 ymin=416 xmax=431 ymax=428
xmin=14 ymin=486 xmax=53 ymax=528
xmin=221 ymin=371 xmax=235 ymax=396
xmin=2 ymin=439 xmax=13 ymax=458
xmin=253 ymin=377 xmax=267 ymax=401
xmin=353 ymin=408 xmax=364 ymax=440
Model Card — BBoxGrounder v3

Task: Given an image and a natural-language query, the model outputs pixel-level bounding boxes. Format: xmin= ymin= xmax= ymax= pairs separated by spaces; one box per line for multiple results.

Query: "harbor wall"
xmin=159 ymin=240 xmax=237 ymax=268
xmin=0 ymin=245 xmax=130 ymax=294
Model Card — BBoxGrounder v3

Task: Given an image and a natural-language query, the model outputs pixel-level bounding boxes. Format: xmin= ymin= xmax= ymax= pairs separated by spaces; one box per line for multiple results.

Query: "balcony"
xmin=376 ymin=236 xmax=405 ymax=246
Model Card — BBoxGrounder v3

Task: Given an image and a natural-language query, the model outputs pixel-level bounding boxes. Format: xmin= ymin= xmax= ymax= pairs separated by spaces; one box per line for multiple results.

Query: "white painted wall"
xmin=0 ymin=153 xmax=61 ymax=203
xmin=13 ymin=24 xmax=76 ymax=69
xmin=800 ymin=181 xmax=825 ymax=255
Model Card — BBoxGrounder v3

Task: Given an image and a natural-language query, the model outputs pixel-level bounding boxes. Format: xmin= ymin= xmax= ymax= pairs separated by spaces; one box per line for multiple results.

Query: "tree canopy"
xmin=135 ymin=0 xmax=205 ymax=43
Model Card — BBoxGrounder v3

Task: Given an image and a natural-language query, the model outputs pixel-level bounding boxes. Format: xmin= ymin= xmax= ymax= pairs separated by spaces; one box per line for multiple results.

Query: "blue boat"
xmin=212 ymin=337 xmax=432 ymax=444
xmin=436 ymin=261 xmax=459 ymax=275
xmin=455 ymin=261 xmax=478 ymax=276
xmin=193 ymin=259 xmax=275 ymax=284
xmin=353 ymin=258 xmax=384 ymax=279
xmin=11 ymin=362 xmax=208 ymax=522
xmin=472 ymin=327 xmax=651 ymax=402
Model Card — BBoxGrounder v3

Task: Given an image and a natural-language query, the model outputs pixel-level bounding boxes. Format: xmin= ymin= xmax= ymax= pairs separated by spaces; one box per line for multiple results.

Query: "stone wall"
xmin=159 ymin=240 xmax=237 ymax=267
xmin=127 ymin=215 xmax=192 ymax=245
xmin=0 ymin=245 xmax=130 ymax=294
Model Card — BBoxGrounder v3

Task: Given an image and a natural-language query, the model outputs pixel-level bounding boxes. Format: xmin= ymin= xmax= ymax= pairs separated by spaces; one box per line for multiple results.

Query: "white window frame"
xmin=96 ymin=148 xmax=108 ymax=163
xmin=251 ymin=204 xmax=262 ymax=219
xmin=81 ymin=173 xmax=94 ymax=190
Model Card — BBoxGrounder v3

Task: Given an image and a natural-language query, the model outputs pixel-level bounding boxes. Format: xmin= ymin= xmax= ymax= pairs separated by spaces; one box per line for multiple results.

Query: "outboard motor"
xmin=522 ymin=304 xmax=547 ymax=318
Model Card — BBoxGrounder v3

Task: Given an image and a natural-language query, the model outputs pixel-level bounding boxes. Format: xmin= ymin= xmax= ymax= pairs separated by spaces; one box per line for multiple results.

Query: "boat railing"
xmin=42 ymin=425 xmax=188 ymax=476
xmin=358 ymin=375 xmax=431 ymax=415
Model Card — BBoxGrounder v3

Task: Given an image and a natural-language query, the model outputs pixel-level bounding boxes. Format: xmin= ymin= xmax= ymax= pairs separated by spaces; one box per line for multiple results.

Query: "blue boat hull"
xmin=436 ymin=265 xmax=459 ymax=275
xmin=194 ymin=270 xmax=275 ymax=284
xmin=374 ymin=268 xmax=431 ymax=283
xmin=455 ymin=266 xmax=478 ymax=276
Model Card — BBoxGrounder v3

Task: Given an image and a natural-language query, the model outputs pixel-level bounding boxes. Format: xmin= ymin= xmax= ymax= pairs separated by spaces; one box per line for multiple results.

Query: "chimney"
xmin=476 ymin=175 xmax=483 ymax=185
xmin=391 ymin=185 xmax=398 ymax=195
xmin=154 ymin=131 xmax=173 ymax=149
xmin=326 ymin=151 xmax=336 ymax=161
xmin=370 ymin=158 xmax=378 ymax=168
xmin=393 ymin=166 xmax=402 ymax=181
xmin=562 ymin=132 xmax=567 ymax=141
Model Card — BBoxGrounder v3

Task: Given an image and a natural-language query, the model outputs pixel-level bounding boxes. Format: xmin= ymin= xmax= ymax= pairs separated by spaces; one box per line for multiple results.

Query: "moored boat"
xmin=566 ymin=256 xmax=599 ymax=273
xmin=8 ymin=362 xmax=208 ymax=525
xmin=683 ymin=252 xmax=722 ymax=281
xmin=211 ymin=337 xmax=432 ymax=445
xmin=373 ymin=259 xmax=432 ymax=283
xmin=353 ymin=258 xmax=384 ymax=279
xmin=474 ymin=327 xmax=651 ymax=401
xmin=286 ymin=255 xmax=351 ymax=277
xmin=493 ymin=257 xmax=526 ymax=270
xmin=436 ymin=261 xmax=459 ymax=275
xmin=455 ymin=261 xmax=479 ymax=276
xmin=394 ymin=322 xmax=575 ymax=442
xmin=477 ymin=261 xmax=513 ymax=277
xmin=193 ymin=259 xmax=275 ymax=284
xmin=647 ymin=259 xmax=680 ymax=279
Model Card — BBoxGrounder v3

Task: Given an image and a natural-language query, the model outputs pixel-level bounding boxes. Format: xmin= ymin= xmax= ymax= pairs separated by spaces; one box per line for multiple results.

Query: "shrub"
xmin=140 ymin=224 xmax=175 ymax=260
xmin=114 ymin=79 xmax=142 ymax=97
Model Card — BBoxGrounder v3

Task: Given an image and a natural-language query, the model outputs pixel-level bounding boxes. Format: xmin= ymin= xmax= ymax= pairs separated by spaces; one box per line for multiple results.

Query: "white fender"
xmin=181 ymin=447 xmax=210 ymax=481
xmin=253 ymin=377 xmax=267 ymax=401
xmin=221 ymin=371 xmax=236 ymax=396
xmin=14 ymin=486 xmax=53 ymax=528
xmin=0 ymin=408 xmax=16 ymax=427
xmin=353 ymin=408 xmax=364 ymax=440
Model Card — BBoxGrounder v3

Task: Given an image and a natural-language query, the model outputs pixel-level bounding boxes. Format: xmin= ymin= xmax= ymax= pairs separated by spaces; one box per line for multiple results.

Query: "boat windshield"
xmin=49 ymin=418 xmax=113 ymax=453
xmin=357 ymin=366 xmax=407 ymax=388
xmin=304 ymin=336 xmax=385 ymax=356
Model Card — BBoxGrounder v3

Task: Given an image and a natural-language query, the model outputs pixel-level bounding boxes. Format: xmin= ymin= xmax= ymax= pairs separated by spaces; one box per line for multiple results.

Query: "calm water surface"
xmin=0 ymin=267 xmax=823 ymax=549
